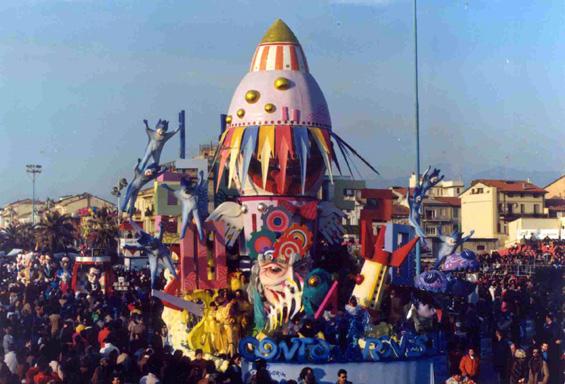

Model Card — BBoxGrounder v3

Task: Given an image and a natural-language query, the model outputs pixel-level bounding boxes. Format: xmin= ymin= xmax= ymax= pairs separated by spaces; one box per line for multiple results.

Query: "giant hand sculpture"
xmin=126 ymin=221 xmax=178 ymax=289
xmin=138 ymin=119 xmax=180 ymax=172
xmin=408 ymin=167 xmax=444 ymax=245
xmin=120 ymin=160 xmax=164 ymax=217
xmin=436 ymin=228 xmax=475 ymax=259
xmin=206 ymin=202 xmax=245 ymax=247
xmin=318 ymin=201 xmax=346 ymax=245
xmin=163 ymin=171 xmax=208 ymax=241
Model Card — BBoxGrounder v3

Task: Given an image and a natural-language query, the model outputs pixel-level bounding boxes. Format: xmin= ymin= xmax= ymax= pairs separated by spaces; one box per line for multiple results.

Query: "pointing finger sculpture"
xmin=163 ymin=171 xmax=208 ymax=241
xmin=120 ymin=160 xmax=164 ymax=217
xmin=139 ymin=119 xmax=180 ymax=172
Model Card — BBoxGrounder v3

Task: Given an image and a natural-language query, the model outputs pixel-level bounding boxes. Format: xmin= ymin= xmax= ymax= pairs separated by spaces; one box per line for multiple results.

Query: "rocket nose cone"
xmin=260 ymin=19 xmax=300 ymax=44
xmin=249 ymin=19 xmax=309 ymax=73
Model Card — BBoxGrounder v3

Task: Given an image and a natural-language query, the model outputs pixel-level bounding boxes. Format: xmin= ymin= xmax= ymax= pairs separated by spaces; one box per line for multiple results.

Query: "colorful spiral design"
xmin=261 ymin=206 xmax=292 ymax=233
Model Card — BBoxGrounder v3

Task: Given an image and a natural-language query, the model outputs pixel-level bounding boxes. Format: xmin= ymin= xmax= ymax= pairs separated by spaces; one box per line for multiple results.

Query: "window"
xmin=425 ymin=226 xmax=436 ymax=235
xmin=167 ymin=190 xmax=177 ymax=205
xmin=453 ymin=209 xmax=459 ymax=218
xmin=497 ymin=222 xmax=501 ymax=233
xmin=425 ymin=209 xmax=436 ymax=219
xmin=520 ymin=204 xmax=525 ymax=214
xmin=534 ymin=204 xmax=539 ymax=214
xmin=507 ymin=193 xmax=515 ymax=198
xmin=365 ymin=198 xmax=379 ymax=208
xmin=343 ymin=188 xmax=355 ymax=197
xmin=477 ymin=188 xmax=484 ymax=194
xmin=477 ymin=245 xmax=485 ymax=251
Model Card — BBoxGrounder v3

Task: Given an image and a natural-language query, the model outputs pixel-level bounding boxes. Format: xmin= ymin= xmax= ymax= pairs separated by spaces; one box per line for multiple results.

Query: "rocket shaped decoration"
xmin=216 ymin=19 xmax=336 ymax=197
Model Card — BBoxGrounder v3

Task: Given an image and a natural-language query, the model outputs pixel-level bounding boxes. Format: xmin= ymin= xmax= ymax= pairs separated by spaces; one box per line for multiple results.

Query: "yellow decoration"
xmin=225 ymin=115 xmax=232 ymax=124
xmin=228 ymin=127 xmax=244 ymax=188
xmin=274 ymin=77 xmax=290 ymax=90
xmin=245 ymin=90 xmax=260 ymax=104
xmin=236 ymin=109 xmax=245 ymax=118
xmin=308 ymin=275 xmax=320 ymax=287
xmin=257 ymin=125 xmax=275 ymax=189
xmin=310 ymin=127 xmax=333 ymax=182
xmin=264 ymin=103 xmax=276 ymax=113
xmin=260 ymin=19 xmax=299 ymax=44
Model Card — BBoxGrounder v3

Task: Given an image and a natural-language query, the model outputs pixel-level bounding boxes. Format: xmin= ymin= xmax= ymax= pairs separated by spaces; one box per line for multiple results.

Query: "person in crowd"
xmin=510 ymin=349 xmax=529 ymax=384
xmin=444 ymin=373 xmax=463 ymax=384
xmin=336 ymin=369 xmax=352 ymax=384
xmin=527 ymin=347 xmax=549 ymax=384
xmin=492 ymin=329 xmax=511 ymax=384
xmin=458 ymin=347 xmax=480 ymax=381
xmin=298 ymin=366 xmax=316 ymax=384
xmin=222 ymin=354 xmax=243 ymax=384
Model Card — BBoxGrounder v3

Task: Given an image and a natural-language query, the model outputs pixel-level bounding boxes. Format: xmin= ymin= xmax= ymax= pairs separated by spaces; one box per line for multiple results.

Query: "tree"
xmin=0 ymin=222 xmax=36 ymax=252
xmin=82 ymin=207 xmax=118 ymax=256
xmin=35 ymin=210 xmax=76 ymax=256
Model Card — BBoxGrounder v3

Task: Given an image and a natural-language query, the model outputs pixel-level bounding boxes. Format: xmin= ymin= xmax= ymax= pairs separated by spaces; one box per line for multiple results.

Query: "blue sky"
xmin=0 ymin=0 xmax=563 ymax=205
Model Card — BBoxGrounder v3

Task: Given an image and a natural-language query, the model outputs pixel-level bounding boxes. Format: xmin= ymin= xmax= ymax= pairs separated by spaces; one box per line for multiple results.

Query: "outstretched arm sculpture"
xmin=162 ymin=171 xmax=208 ymax=241
xmin=126 ymin=221 xmax=178 ymax=289
xmin=436 ymin=227 xmax=475 ymax=259
xmin=138 ymin=119 xmax=180 ymax=172
xmin=408 ymin=167 xmax=444 ymax=246
xmin=120 ymin=160 xmax=165 ymax=217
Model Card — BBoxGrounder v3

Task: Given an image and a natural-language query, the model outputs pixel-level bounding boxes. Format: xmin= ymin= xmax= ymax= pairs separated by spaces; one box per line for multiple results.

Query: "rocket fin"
xmin=389 ymin=236 xmax=419 ymax=267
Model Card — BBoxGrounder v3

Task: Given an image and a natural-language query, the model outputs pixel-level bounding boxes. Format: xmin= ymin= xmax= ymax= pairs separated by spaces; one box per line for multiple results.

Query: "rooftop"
xmin=469 ymin=179 xmax=546 ymax=194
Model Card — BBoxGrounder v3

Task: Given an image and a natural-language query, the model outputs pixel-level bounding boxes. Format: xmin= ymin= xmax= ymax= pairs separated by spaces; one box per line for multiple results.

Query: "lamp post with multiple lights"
xmin=26 ymin=164 xmax=42 ymax=226
xmin=111 ymin=178 xmax=128 ymax=256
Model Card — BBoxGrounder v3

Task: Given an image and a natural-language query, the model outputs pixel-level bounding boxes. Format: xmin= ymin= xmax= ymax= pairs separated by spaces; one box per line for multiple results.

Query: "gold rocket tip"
xmin=260 ymin=18 xmax=300 ymax=44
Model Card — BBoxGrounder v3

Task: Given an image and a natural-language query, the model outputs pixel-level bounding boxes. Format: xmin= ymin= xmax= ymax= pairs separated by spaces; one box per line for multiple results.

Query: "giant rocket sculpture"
xmin=209 ymin=19 xmax=353 ymax=249
xmin=208 ymin=19 xmax=377 ymax=332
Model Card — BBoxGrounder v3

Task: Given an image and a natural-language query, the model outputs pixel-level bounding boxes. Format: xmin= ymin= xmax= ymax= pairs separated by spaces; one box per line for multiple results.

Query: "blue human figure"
xmin=162 ymin=171 xmax=208 ymax=241
xmin=138 ymin=119 xmax=180 ymax=172
xmin=126 ymin=221 xmax=178 ymax=289
xmin=120 ymin=160 xmax=164 ymax=217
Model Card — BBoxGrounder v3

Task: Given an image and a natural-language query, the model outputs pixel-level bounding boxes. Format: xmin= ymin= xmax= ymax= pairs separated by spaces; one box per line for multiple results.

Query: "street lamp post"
xmin=414 ymin=0 xmax=422 ymax=275
xmin=26 ymin=164 xmax=42 ymax=226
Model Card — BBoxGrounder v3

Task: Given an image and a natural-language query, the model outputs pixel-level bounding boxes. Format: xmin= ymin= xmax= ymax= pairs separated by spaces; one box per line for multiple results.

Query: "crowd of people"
xmin=0 ymin=244 xmax=562 ymax=384
xmin=443 ymin=248 xmax=563 ymax=384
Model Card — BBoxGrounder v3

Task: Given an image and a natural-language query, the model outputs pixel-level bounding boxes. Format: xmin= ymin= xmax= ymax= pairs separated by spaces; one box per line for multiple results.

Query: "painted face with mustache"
xmin=258 ymin=252 xmax=310 ymax=330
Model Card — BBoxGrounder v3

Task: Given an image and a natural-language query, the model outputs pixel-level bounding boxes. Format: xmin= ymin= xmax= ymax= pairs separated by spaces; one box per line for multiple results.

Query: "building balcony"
xmin=498 ymin=211 xmax=546 ymax=219
xmin=423 ymin=215 xmax=452 ymax=222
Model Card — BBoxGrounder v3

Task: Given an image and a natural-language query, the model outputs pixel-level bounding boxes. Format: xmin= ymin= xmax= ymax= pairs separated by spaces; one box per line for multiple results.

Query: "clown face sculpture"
xmin=247 ymin=224 xmax=313 ymax=332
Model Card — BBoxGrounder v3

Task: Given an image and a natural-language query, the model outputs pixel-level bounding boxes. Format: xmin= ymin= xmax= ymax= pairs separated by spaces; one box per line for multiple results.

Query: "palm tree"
xmin=0 ymin=223 xmax=19 ymax=252
xmin=0 ymin=222 xmax=36 ymax=252
xmin=83 ymin=207 xmax=118 ymax=256
xmin=35 ymin=210 xmax=76 ymax=256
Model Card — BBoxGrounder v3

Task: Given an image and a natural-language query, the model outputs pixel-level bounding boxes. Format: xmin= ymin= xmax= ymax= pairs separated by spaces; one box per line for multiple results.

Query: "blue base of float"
xmin=243 ymin=358 xmax=435 ymax=384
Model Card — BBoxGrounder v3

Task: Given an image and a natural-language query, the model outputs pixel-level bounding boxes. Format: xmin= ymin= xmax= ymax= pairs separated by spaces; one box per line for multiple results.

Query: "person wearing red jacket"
xmin=459 ymin=348 xmax=480 ymax=381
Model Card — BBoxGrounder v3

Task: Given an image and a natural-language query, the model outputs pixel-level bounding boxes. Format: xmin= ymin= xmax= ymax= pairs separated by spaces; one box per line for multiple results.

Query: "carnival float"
xmin=114 ymin=19 xmax=481 ymax=384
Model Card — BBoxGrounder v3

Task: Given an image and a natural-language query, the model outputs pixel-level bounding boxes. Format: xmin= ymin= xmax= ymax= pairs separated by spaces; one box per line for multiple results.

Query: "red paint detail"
xmin=259 ymin=46 xmax=270 ymax=70
xmin=389 ymin=236 xmax=419 ymax=267
xmin=251 ymin=213 xmax=257 ymax=232
xmin=372 ymin=226 xmax=389 ymax=264
xmin=289 ymin=45 xmax=298 ymax=70
xmin=275 ymin=45 xmax=284 ymax=70
xmin=314 ymin=281 xmax=339 ymax=320
xmin=281 ymin=106 xmax=289 ymax=121
xmin=355 ymin=274 xmax=365 ymax=285
xmin=292 ymin=109 xmax=300 ymax=122
xmin=180 ymin=223 xmax=197 ymax=292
